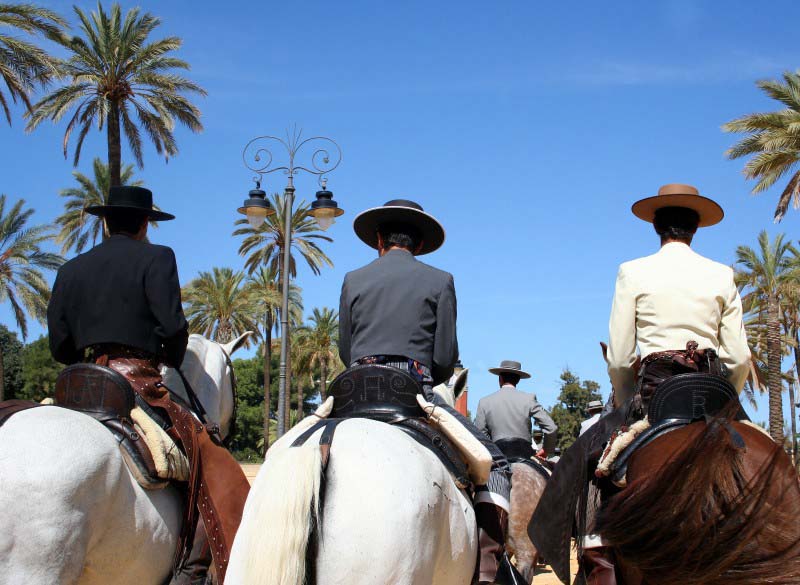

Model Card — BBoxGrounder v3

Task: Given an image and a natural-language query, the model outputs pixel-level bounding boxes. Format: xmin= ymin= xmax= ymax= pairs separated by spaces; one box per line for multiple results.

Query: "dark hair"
xmin=104 ymin=209 xmax=148 ymax=235
xmin=499 ymin=372 xmax=521 ymax=386
xmin=653 ymin=206 xmax=699 ymax=242
xmin=377 ymin=222 xmax=421 ymax=251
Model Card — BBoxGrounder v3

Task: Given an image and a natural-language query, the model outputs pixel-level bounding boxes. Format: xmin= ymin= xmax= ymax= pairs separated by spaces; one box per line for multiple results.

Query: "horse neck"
xmin=162 ymin=336 xmax=232 ymax=436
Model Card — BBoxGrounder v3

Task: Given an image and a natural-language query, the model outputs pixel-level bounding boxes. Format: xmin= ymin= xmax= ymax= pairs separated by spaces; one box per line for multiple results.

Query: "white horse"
xmin=227 ymin=369 xmax=476 ymax=585
xmin=0 ymin=332 xmax=250 ymax=585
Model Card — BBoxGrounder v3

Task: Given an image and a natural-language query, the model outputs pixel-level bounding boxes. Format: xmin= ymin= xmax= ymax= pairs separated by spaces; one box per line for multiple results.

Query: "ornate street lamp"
xmin=240 ymin=128 xmax=343 ymax=438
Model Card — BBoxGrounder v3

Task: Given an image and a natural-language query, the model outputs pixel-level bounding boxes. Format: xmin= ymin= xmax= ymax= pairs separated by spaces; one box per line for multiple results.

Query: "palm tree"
xmin=182 ymin=267 xmax=258 ymax=344
xmin=26 ymin=2 xmax=206 ymax=187
xmin=55 ymin=157 xmax=144 ymax=254
xmin=0 ymin=195 xmax=63 ymax=399
xmin=234 ymin=192 xmax=333 ymax=434
xmin=723 ymin=70 xmax=800 ymax=222
xmin=295 ymin=308 xmax=339 ymax=411
xmin=735 ymin=231 xmax=799 ymax=443
xmin=246 ymin=266 xmax=302 ymax=453
xmin=0 ymin=3 xmax=65 ymax=125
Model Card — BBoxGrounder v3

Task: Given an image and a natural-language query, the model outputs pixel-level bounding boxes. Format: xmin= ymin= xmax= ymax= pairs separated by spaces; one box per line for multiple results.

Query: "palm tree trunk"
xmin=789 ymin=381 xmax=798 ymax=467
xmin=262 ymin=313 xmax=272 ymax=455
xmin=0 ymin=348 xmax=5 ymax=401
xmin=296 ymin=366 xmax=304 ymax=423
xmin=107 ymin=102 xmax=122 ymax=189
xmin=792 ymin=328 xmax=800 ymax=468
xmin=284 ymin=332 xmax=292 ymax=430
xmin=767 ymin=295 xmax=785 ymax=444
xmin=320 ymin=360 xmax=327 ymax=401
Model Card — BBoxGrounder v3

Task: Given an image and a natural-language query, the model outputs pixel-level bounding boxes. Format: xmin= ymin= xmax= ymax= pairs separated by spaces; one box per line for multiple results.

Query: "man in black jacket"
xmin=48 ymin=192 xmax=188 ymax=367
xmin=339 ymin=199 xmax=515 ymax=584
xmin=48 ymin=186 xmax=227 ymax=585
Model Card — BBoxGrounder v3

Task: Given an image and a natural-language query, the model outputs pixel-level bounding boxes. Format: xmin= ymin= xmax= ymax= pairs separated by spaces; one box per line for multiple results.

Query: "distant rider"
xmin=475 ymin=360 xmax=557 ymax=460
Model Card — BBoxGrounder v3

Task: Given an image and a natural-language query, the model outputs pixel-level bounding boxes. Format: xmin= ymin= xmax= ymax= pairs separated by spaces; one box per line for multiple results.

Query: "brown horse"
xmin=507 ymin=460 xmax=549 ymax=583
xmin=595 ymin=415 xmax=800 ymax=585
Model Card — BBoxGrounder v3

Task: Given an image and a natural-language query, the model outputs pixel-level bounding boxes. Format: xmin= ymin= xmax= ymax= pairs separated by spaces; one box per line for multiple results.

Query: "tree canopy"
xmin=549 ymin=368 xmax=602 ymax=450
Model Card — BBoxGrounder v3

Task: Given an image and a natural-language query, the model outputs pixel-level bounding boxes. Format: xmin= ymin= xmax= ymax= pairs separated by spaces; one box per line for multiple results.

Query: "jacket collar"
xmin=380 ymin=248 xmax=415 ymax=261
xmin=658 ymin=241 xmax=692 ymax=254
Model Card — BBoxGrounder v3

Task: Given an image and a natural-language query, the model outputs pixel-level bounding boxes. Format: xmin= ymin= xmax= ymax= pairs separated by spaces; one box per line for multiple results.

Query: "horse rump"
xmin=595 ymin=412 xmax=800 ymax=585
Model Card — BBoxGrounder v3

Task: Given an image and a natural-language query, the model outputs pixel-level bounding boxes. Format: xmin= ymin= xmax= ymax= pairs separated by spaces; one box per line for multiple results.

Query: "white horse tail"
xmin=240 ymin=443 xmax=322 ymax=585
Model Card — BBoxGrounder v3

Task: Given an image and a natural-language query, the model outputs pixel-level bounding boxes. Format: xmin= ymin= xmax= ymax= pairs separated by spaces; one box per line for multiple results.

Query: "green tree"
xmin=0 ymin=3 xmax=65 ymax=125
xmin=735 ymin=231 xmax=799 ymax=444
xmin=549 ymin=369 xmax=602 ymax=450
xmin=55 ymin=157 xmax=145 ymax=254
xmin=0 ymin=324 xmax=22 ymax=399
xmin=723 ymin=70 xmax=800 ymax=222
xmin=26 ymin=2 xmax=206 ymax=186
xmin=246 ymin=266 xmax=302 ymax=453
xmin=227 ymin=352 xmax=315 ymax=460
xmin=295 ymin=307 xmax=339 ymax=407
xmin=20 ymin=334 xmax=61 ymax=400
xmin=0 ymin=195 xmax=63 ymax=399
xmin=182 ymin=267 xmax=258 ymax=344
xmin=235 ymin=192 xmax=333 ymax=434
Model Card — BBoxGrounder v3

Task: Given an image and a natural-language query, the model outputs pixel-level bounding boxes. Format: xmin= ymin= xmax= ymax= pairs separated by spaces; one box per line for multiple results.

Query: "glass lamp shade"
xmin=246 ymin=208 xmax=268 ymax=229
xmin=312 ymin=207 xmax=337 ymax=230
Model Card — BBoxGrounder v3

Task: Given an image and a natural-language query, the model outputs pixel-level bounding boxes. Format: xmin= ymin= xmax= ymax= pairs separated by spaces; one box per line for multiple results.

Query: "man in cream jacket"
xmin=607 ymin=183 xmax=750 ymax=407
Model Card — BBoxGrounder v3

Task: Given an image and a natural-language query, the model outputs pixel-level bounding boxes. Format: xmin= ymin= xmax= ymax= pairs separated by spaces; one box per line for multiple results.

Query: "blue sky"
xmin=1 ymin=0 xmax=798 ymax=425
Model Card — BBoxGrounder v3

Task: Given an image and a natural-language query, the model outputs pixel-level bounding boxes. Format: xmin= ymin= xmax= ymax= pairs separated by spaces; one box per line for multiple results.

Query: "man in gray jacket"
xmin=339 ymin=199 xmax=516 ymax=584
xmin=476 ymin=360 xmax=558 ymax=460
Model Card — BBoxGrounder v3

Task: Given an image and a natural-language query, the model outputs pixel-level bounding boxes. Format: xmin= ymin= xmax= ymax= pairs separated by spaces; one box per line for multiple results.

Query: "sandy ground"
xmin=240 ymin=463 xmax=577 ymax=584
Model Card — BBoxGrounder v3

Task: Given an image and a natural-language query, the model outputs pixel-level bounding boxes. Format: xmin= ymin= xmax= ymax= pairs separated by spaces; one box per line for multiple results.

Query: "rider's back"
xmin=339 ymin=248 xmax=457 ymax=383
xmin=48 ymin=234 xmax=187 ymax=366
xmin=607 ymin=241 xmax=749 ymax=394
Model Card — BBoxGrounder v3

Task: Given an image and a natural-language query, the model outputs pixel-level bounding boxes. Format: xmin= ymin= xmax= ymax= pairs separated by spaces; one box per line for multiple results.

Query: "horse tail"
xmin=240 ymin=443 xmax=322 ymax=585
xmin=596 ymin=415 xmax=800 ymax=585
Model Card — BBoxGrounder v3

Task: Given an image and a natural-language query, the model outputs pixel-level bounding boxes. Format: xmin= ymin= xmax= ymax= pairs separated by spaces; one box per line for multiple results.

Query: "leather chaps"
xmin=97 ymin=354 xmax=249 ymax=583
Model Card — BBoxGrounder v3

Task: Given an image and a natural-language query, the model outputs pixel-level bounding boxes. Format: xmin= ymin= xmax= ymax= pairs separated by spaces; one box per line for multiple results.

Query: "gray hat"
xmin=587 ymin=400 xmax=603 ymax=412
xmin=488 ymin=360 xmax=531 ymax=379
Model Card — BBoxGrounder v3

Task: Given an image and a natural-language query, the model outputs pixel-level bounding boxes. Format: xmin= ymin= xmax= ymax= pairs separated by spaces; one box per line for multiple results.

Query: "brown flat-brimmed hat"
xmin=86 ymin=186 xmax=174 ymax=221
xmin=631 ymin=183 xmax=723 ymax=228
xmin=489 ymin=360 xmax=531 ymax=379
xmin=353 ymin=199 xmax=445 ymax=255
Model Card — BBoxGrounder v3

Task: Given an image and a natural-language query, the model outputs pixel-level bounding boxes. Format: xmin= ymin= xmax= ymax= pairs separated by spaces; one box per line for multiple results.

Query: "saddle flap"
xmin=647 ymin=373 xmax=741 ymax=423
xmin=54 ymin=363 xmax=135 ymax=419
xmin=328 ymin=364 xmax=425 ymax=420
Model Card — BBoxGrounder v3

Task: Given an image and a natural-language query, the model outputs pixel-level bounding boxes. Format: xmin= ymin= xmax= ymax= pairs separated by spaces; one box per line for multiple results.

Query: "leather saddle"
xmin=611 ymin=373 xmax=747 ymax=483
xmin=302 ymin=365 xmax=471 ymax=489
xmin=54 ymin=363 xmax=166 ymax=488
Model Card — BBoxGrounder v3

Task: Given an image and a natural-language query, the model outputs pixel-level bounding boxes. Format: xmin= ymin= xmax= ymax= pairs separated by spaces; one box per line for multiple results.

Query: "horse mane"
xmin=595 ymin=411 xmax=800 ymax=585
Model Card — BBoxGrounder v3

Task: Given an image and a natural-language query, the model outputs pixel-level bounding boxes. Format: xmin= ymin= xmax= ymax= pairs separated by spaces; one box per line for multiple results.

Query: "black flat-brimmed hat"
xmin=85 ymin=186 xmax=174 ymax=221
xmin=489 ymin=360 xmax=531 ymax=379
xmin=353 ymin=199 xmax=445 ymax=255
xmin=631 ymin=183 xmax=723 ymax=228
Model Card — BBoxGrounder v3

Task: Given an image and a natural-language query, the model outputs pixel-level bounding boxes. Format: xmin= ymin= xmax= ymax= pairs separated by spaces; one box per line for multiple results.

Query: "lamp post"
xmin=240 ymin=128 xmax=343 ymax=438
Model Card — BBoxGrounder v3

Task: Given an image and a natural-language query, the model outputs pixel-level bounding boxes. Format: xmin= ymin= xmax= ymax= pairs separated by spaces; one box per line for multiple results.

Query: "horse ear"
xmin=453 ymin=368 xmax=469 ymax=399
xmin=223 ymin=331 xmax=253 ymax=356
xmin=600 ymin=342 xmax=609 ymax=364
